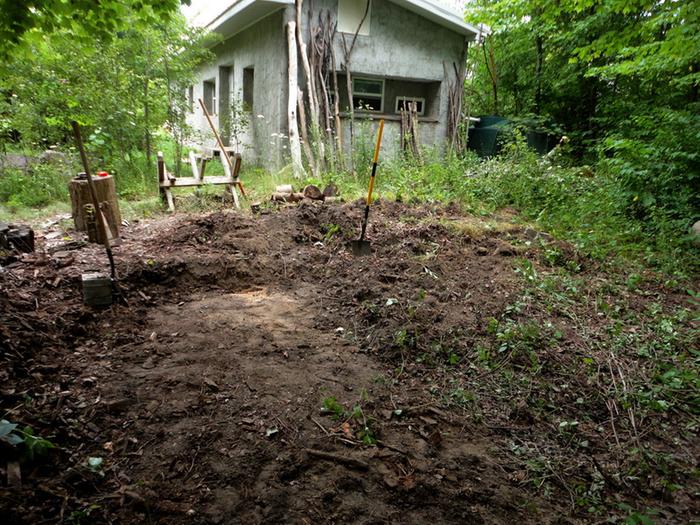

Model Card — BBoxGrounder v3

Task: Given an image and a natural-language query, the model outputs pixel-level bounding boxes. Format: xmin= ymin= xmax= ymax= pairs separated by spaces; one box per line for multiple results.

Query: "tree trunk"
xmin=286 ymin=21 xmax=305 ymax=178
xmin=144 ymin=78 xmax=152 ymax=169
xmin=69 ymin=175 xmax=121 ymax=243
xmin=535 ymin=34 xmax=543 ymax=115
xmin=483 ymin=36 xmax=498 ymax=114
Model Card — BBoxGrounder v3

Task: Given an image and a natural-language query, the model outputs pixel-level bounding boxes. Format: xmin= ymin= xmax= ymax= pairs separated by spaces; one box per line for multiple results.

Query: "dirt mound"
xmin=1 ymin=202 xmax=697 ymax=524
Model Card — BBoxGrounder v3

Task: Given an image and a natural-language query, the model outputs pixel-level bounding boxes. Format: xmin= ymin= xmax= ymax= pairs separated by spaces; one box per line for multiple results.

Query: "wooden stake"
xmin=189 ymin=150 xmax=201 ymax=181
xmin=297 ymin=90 xmax=317 ymax=176
xmin=295 ymin=0 xmax=319 ymax=128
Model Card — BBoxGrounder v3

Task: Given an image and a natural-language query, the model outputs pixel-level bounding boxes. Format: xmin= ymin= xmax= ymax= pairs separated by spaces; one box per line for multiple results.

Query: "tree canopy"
xmin=0 ymin=0 xmax=184 ymax=59
xmin=465 ymin=0 xmax=699 ymax=241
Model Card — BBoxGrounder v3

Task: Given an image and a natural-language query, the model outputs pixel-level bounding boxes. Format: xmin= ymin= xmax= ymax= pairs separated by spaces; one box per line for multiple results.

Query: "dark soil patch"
xmin=1 ymin=200 xmax=697 ymax=524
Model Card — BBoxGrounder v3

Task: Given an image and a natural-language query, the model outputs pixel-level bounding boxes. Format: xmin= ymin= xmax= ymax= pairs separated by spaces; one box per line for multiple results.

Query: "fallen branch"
xmin=304 ymin=448 xmax=369 ymax=470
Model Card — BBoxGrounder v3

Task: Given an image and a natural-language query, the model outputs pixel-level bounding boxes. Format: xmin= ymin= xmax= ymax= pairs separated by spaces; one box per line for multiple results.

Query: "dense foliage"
xmin=0 ymin=0 xmax=182 ymax=59
xmin=0 ymin=9 xmax=213 ymax=199
xmin=465 ymin=0 xmax=699 ymax=251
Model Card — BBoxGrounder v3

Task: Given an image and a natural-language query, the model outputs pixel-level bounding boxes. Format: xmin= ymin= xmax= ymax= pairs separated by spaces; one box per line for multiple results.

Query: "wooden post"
xmin=221 ymin=153 xmax=240 ymax=209
xmin=157 ymin=151 xmax=175 ymax=212
xmin=157 ymin=151 xmax=166 ymax=202
xmin=286 ymin=21 xmax=305 ymax=179
xmin=189 ymin=150 xmax=201 ymax=181
xmin=297 ymin=90 xmax=317 ymax=176
xmin=295 ymin=0 xmax=319 ymax=130
xmin=330 ymin=44 xmax=344 ymax=167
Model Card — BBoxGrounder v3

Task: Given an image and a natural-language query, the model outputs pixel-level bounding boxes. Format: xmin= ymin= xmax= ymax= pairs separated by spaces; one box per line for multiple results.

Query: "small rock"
xmin=493 ymin=242 xmax=516 ymax=256
xmin=39 ymin=150 xmax=67 ymax=164
xmin=476 ymin=246 xmax=488 ymax=256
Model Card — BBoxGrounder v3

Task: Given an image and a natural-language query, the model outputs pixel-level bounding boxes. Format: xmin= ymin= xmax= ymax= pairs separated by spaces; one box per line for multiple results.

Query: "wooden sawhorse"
xmin=157 ymin=150 xmax=242 ymax=211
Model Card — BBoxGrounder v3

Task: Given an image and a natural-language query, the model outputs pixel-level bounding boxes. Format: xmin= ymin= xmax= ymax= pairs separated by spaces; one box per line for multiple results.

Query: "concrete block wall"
xmin=187 ymin=10 xmax=289 ymax=171
xmin=188 ymin=0 xmax=467 ymax=171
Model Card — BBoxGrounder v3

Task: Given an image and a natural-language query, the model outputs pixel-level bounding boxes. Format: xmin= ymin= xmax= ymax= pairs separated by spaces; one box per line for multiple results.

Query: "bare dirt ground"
xmin=1 ymin=200 xmax=698 ymax=524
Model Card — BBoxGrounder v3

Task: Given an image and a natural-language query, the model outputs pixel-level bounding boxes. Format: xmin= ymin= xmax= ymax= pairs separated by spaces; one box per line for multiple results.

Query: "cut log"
xmin=69 ymin=175 xmax=120 ymax=243
xmin=276 ymin=184 xmax=295 ymax=193
xmin=271 ymin=192 xmax=304 ymax=203
xmin=303 ymin=184 xmax=324 ymax=201
xmin=323 ymin=183 xmax=338 ymax=197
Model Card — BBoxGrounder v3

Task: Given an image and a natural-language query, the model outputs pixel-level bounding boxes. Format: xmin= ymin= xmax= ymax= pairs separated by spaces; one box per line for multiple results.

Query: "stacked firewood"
xmin=270 ymin=184 xmax=339 ymax=204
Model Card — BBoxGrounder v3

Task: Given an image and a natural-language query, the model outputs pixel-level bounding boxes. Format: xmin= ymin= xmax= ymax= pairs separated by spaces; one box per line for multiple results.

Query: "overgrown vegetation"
xmin=463 ymin=0 xmax=699 ymax=268
xmin=0 ymin=1 xmax=696 ymax=279
xmin=0 ymin=6 xmax=213 ymax=204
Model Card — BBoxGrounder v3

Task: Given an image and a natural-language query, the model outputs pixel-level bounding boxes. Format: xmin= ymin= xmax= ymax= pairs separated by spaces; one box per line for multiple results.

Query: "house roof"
xmin=186 ymin=0 xmax=480 ymax=40
xmin=389 ymin=0 xmax=479 ymax=37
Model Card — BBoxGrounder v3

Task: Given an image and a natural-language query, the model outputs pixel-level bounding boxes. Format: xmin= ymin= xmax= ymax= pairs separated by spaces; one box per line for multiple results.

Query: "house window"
xmin=187 ymin=85 xmax=194 ymax=113
xmin=338 ymin=0 xmax=370 ymax=36
xmin=243 ymin=67 xmax=254 ymax=109
xmin=352 ymin=77 xmax=383 ymax=112
xmin=395 ymin=97 xmax=425 ymax=116
xmin=203 ymin=79 xmax=216 ymax=115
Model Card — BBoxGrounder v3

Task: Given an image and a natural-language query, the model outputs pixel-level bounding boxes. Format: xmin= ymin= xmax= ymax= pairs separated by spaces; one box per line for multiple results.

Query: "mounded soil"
xmin=1 ymin=200 xmax=697 ymax=524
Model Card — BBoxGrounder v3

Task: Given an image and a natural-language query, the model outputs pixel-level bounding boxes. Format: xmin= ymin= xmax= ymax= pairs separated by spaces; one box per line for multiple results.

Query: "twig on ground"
xmin=304 ymin=448 xmax=369 ymax=470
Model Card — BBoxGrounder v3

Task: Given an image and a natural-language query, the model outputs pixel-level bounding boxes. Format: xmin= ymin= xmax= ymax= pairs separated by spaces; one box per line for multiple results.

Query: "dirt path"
xmin=2 ymin=200 xmax=697 ymax=524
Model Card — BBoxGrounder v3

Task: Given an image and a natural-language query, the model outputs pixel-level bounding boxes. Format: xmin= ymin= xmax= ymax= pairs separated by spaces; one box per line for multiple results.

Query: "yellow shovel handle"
xmin=366 ymin=119 xmax=385 ymax=205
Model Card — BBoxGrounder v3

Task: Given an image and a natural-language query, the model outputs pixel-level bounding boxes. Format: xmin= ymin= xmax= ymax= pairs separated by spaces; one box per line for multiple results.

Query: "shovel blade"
xmin=351 ymin=240 xmax=371 ymax=256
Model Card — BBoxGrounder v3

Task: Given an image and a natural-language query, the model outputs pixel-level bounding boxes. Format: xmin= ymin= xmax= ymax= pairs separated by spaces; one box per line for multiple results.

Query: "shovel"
xmin=352 ymin=119 xmax=385 ymax=256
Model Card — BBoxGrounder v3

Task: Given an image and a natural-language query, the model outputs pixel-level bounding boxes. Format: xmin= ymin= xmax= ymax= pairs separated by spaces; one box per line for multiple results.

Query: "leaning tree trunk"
xmin=286 ymin=21 xmax=305 ymax=179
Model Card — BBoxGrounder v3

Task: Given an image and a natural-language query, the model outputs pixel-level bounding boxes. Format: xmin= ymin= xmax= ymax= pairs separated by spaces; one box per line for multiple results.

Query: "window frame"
xmin=352 ymin=77 xmax=384 ymax=113
xmin=203 ymin=79 xmax=217 ymax=115
xmin=187 ymin=85 xmax=194 ymax=113
xmin=395 ymin=96 xmax=426 ymax=116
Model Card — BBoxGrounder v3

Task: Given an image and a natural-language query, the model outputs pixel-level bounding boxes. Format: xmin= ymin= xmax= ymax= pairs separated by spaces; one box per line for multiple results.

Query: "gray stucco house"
xmin=184 ymin=0 xmax=480 ymax=171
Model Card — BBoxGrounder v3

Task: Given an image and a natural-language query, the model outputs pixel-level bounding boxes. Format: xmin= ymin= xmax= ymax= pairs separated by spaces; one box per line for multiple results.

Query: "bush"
xmin=0 ymin=164 xmax=73 ymax=209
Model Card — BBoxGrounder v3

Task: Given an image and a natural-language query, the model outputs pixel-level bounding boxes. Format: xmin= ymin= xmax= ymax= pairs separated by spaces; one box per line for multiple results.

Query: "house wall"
xmin=187 ymin=0 xmax=468 ymax=171
xmin=187 ymin=10 xmax=289 ymax=170
xmin=299 ymin=0 xmax=467 ymax=158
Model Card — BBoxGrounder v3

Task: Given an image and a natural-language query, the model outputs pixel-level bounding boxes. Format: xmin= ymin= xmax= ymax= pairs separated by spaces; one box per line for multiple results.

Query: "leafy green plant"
xmin=0 ymin=419 xmax=56 ymax=461
xmin=320 ymin=397 xmax=378 ymax=445
xmin=321 ymin=396 xmax=345 ymax=420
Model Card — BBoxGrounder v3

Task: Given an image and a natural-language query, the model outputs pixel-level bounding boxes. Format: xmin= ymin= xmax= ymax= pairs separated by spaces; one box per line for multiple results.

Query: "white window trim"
xmin=352 ymin=77 xmax=384 ymax=113
xmin=395 ymin=96 xmax=426 ymax=116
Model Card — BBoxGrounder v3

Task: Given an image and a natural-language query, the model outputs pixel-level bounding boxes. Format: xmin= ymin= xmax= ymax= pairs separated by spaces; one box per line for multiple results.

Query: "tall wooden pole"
xmin=70 ymin=121 xmax=117 ymax=278
xmin=286 ymin=21 xmax=305 ymax=179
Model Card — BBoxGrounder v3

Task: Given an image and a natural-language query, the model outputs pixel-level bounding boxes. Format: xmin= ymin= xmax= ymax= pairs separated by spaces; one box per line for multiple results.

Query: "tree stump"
xmin=69 ymin=175 xmax=121 ymax=244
